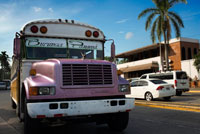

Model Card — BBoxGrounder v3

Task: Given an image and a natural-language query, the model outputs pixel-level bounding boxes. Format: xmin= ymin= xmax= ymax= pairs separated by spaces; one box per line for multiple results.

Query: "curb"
xmin=135 ymin=102 xmax=200 ymax=113
xmin=188 ymin=91 xmax=200 ymax=93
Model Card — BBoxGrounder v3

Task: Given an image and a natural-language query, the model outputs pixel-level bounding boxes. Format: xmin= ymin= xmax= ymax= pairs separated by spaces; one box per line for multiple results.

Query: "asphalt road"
xmin=0 ymin=90 xmax=200 ymax=134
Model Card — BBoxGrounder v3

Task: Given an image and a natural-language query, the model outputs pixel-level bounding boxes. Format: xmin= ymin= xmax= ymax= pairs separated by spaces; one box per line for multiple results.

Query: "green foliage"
xmin=138 ymin=0 xmax=187 ymax=43
xmin=104 ymin=56 xmax=111 ymax=61
xmin=117 ymin=58 xmax=128 ymax=64
xmin=193 ymin=52 xmax=200 ymax=71
xmin=0 ymin=51 xmax=11 ymax=80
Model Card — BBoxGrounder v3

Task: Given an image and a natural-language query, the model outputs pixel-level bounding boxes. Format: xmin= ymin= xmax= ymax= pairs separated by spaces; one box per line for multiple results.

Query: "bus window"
xmin=27 ymin=47 xmax=67 ymax=59
xmin=25 ymin=37 xmax=67 ymax=59
xmin=68 ymin=40 xmax=103 ymax=60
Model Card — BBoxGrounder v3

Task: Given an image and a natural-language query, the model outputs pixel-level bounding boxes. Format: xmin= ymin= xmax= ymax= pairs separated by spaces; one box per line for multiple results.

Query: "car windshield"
xmin=150 ymin=80 xmax=167 ymax=84
xmin=25 ymin=38 xmax=103 ymax=60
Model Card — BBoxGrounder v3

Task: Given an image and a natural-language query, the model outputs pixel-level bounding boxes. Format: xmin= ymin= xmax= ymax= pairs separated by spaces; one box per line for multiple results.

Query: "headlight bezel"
xmin=29 ymin=86 xmax=56 ymax=96
xmin=118 ymin=84 xmax=130 ymax=92
xmin=38 ymin=87 xmax=56 ymax=95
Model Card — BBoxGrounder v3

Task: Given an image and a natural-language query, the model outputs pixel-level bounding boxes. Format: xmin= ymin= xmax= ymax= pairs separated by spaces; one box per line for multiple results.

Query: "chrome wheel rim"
xmin=146 ymin=93 xmax=152 ymax=101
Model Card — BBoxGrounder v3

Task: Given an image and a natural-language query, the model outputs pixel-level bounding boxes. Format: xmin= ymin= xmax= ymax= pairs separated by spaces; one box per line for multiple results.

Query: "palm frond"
xmin=151 ymin=17 xmax=159 ymax=43
xmin=169 ymin=16 xmax=181 ymax=38
xmin=157 ymin=16 xmax=163 ymax=42
xmin=145 ymin=12 xmax=159 ymax=31
xmin=152 ymin=0 xmax=161 ymax=8
xmin=138 ymin=8 xmax=158 ymax=20
xmin=169 ymin=0 xmax=187 ymax=7
xmin=168 ymin=11 xmax=184 ymax=27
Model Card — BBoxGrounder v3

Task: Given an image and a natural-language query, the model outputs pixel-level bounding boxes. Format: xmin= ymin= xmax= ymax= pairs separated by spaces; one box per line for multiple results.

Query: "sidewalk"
xmin=0 ymin=117 xmax=19 ymax=134
xmin=190 ymin=87 xmax=200 ymax=90
xmin=189 ymin=88 xmax=200 ymax=93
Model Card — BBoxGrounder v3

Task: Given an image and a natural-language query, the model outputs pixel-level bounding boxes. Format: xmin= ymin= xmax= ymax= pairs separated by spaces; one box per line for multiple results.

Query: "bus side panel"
xmin=10 ymin=58 xmax=20 ymax=105
xmin=11 ymin=75 xmax=20 ymax=104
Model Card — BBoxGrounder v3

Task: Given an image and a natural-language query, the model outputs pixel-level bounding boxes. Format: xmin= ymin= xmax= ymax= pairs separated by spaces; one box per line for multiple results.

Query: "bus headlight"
xmin=38 ymin=87 xmax=55 ymax=95
xmin=118 ymin=84 xmax=130 ymax=92
xmin=29 ymin=87 xmax=55 ymax=96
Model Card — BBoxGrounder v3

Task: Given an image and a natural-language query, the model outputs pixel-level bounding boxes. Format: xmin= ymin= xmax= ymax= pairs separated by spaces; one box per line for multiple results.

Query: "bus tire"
xmin=108 ymin=112 xmax=129 ymax=132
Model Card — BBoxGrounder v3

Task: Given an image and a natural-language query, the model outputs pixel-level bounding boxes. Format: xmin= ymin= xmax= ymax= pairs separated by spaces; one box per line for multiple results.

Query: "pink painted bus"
xmin=11 ymin=19 xmax=134 ymax=133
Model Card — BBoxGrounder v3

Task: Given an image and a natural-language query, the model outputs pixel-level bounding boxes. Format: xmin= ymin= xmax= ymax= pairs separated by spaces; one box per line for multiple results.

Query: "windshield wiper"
xmin=81 ymin=51 xmax=92 ymax=59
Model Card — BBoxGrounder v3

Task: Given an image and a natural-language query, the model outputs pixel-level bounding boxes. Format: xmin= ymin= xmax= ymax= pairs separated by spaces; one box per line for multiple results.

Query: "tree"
xmin=0 ymin=51 xmax=10 ymax=80
xmin=138 ymin=0 xmax=187 ymax=71
xmin=104 ymin=56 xmax=111 ymax=61
xmin=117 ymin=58 xmax=128 ymax=64
xmin=193 ymin=52 xmax=200 ymax=72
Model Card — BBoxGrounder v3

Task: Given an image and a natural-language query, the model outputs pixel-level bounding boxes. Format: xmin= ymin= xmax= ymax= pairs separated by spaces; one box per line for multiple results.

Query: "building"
xmin=116 ymin=37 xmax=199 ymax=80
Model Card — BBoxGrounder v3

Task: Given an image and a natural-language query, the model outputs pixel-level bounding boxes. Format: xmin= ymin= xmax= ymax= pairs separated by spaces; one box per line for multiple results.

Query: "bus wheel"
xmin=108 ymin=112 xmax=129 ymax=132
xmin=11 ymin=98 xmax=16 ymax=109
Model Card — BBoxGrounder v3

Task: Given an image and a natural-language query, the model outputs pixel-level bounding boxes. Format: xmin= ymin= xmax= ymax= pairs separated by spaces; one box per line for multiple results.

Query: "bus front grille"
xmin=62 ymin=64 xmax=113 ymax=86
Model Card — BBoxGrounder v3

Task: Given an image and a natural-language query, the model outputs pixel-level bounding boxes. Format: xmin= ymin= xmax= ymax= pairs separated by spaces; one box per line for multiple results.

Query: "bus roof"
xmin=20 ymin=19 xmax=105 ymax=41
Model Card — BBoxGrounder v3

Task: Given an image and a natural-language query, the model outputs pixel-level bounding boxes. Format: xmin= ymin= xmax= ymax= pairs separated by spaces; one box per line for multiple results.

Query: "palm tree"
xmin=0 ymin=51 xmax=10 ymax=80
xmin=138 ymin=0 xmax=187 ymax=71
xmin=193 ymin=52 xmax=200 ymax=72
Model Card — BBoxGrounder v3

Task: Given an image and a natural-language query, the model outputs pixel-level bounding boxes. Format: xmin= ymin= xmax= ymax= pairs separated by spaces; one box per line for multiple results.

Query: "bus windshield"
xmin=25 ymin=38 xmax=103 ymax=60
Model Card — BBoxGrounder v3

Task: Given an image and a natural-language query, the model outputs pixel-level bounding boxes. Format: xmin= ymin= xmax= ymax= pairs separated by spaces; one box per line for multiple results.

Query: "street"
xmin=0 ymin=90 xmax=200 ymax=134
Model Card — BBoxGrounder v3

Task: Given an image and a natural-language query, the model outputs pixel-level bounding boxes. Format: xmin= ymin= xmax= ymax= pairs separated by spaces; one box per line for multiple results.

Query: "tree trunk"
xmin=163 ymin=32 xmax=169 ymax=71
xmin=159 ymin=42 xmax=163 ymax=71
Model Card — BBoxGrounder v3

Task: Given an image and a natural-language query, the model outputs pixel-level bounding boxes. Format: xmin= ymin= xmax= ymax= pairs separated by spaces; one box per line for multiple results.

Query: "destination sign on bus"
xmin=25 ymin=37 xmax=67 ymax=48
xmin=68 ymin=40 xmax=103 ymax=50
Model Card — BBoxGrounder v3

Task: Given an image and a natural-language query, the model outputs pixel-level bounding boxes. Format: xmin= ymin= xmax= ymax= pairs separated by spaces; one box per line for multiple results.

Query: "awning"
xmin=119 ymin=62 xmax=159 ymax=73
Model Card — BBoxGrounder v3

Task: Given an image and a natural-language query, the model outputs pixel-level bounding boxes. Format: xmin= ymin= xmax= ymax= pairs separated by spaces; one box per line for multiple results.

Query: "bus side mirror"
xmin=13 ymin=38 xmax=21 ymax=59
xmin=110 ymin=42 xmax=115 ymax=62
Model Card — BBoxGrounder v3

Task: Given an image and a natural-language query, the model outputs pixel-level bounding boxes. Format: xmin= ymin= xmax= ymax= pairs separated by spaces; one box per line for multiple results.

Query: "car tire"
xmin=163 ymin=96 xmax=171 ymax=101
xmin=11 ymin=98 xmax=16 ymax=109
xmin=145 ymin=92 xmax=153 ymax=101
xmin=108 ymin=112 xmax=129 ymax=132
xmin=176 ymin=91 xmax=182 ymax=96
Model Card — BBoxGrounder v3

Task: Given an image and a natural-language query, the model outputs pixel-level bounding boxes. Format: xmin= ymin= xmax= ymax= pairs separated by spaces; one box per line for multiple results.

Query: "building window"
xmin=194 ymin=48 xmax=197 ymax=56
xmin=188 ymin=48 xmax=192 ymax=59
xmin=181 ymin=47 xmax=186 ymax=60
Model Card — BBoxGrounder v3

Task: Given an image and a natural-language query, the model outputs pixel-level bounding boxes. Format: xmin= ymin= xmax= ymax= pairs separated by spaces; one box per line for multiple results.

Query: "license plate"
xmin=166 ymin=87 xmax=170 ymax=90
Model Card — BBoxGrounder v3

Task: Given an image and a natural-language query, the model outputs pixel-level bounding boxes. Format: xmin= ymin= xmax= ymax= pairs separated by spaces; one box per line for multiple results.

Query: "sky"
xmin=0 ymin=0 xmax=200 ymax=58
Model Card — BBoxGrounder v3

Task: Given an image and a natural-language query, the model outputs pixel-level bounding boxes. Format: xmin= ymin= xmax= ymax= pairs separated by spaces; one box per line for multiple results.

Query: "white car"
xmin=127 ymin=79 xmax=176 ymax=101
xmin=140 ymin=71 xmax=189 ymax=96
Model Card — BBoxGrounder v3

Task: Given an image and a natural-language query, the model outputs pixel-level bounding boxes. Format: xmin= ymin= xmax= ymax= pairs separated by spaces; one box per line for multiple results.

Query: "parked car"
xmin=127 ymin=79 xmax=176 ymax=101
xmin=0 ymin=82 xmax=7 ymax=90
xmin=139 ymin=71 xmax=189 ymax=96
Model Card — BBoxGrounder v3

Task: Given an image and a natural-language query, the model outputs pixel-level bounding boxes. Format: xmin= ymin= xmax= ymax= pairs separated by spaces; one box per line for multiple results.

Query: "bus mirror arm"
xmin=13 ymin=38 xmax=21 ymax=59
xmin=106 ymin=39 xmax=115 ymax=62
